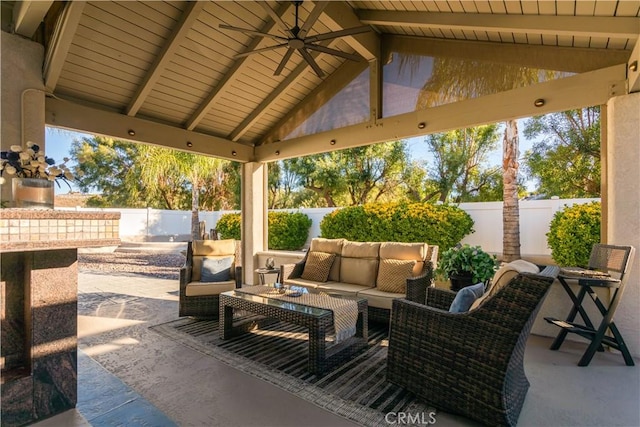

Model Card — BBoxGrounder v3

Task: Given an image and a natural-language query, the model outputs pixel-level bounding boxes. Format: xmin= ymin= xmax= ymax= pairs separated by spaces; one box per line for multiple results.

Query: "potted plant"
xmin=436 ymin=244 xmax=497 ymax=291
xmin=0 ymin=142 xmax=73 ymax=208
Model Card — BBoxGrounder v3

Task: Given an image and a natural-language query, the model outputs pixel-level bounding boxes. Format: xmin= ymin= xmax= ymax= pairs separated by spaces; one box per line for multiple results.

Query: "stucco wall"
xmin=607 ymin=92 xmax=640 ymax=358
xmin=0 ymin=32 xmax=45 ymax=204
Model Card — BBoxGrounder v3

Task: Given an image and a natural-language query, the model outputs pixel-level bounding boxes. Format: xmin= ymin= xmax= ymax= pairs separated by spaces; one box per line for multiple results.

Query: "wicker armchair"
xmin=387 ymin=268 xmax=559 ymax=426
xmin=179 ymin=240 xmax=242 ymax=317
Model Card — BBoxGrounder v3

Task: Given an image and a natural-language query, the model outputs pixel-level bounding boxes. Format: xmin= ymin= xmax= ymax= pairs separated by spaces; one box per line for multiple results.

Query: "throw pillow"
xmin=200 ymin=256 xmax=234 ymax=282
xmin=301 ymin=251 xmax=336 ymax=282
xmin=377 ymin=259 xmax=417 ymax=293
xmin=449 ymin=282 xmax=485 ymax=313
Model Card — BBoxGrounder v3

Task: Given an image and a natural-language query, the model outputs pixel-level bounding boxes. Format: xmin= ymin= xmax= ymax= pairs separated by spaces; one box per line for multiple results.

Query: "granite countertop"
xmin=0 ymin=209 xmax=121 ymax=219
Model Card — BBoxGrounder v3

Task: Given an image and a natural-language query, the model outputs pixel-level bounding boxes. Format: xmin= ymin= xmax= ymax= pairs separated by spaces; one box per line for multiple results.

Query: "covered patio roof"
xmin=4 ymin=0 xmax=639 ymax=162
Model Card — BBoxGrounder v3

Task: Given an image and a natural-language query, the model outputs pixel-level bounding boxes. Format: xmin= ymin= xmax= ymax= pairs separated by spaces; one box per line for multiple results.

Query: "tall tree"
xmin=410 ymin=54 xmax=561 ymax=260
xmin=285 ymin=141 xmax=410 ymax=207
xmin=422 ymin=126 xmax=501 ymax=203
xmin=523 ymin=107 xmax=601 ymax=198
xmin=71 ymin=137 xmax=238 ymax=237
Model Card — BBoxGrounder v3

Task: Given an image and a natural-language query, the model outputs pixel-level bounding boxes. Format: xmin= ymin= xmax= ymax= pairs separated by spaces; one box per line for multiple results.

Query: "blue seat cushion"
xmin=449 ymin=282 xmax=485 ymax=313
xmin=200 ymin=256 xmax=233 ymax=282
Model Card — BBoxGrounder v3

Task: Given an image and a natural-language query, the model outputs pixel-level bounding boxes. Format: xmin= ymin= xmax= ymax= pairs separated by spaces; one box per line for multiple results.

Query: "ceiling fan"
xmin=219 ymin=1 xmax=371 ymax=78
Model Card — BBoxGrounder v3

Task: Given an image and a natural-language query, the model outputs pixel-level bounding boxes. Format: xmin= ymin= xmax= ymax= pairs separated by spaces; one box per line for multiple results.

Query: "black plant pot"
xmin=449 ymin=273 xmax=475 ymax=292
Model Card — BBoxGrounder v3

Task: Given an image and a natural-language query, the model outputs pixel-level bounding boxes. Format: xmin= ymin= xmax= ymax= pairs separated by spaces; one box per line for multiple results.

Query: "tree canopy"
xmin=522 ymin=107 xmax=601 ymax=198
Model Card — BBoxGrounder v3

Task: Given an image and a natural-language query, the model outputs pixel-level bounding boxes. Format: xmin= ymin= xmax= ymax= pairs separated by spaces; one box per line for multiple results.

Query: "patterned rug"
xmin=149 ymin=317 xmax=435 ymax=426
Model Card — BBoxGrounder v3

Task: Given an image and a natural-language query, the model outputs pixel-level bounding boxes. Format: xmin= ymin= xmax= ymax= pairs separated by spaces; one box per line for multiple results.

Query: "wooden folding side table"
xmin=545 ymin=269 xmax=635 ymax=366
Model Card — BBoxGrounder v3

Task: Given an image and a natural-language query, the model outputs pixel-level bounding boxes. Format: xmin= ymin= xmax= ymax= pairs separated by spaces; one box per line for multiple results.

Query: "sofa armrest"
xmin=281 ymin=259 xmax=305 ymax=280
xmin=406 ymin=261 xmax=434 ymax=304
xmin=179 ymin=265 xmax=192 ymax=294
xmin=235 ymin=266 xmax=243 ymax=288
xmin=426 ymin=286 xmax=457 ymax=311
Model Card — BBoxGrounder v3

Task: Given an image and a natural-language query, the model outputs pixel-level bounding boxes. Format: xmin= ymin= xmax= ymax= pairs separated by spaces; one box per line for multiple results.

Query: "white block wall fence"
xmin=58 ymin=197 xmax=598 ymax=258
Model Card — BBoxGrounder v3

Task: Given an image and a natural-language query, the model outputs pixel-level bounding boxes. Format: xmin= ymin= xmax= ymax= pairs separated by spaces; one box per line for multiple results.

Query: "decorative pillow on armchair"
xmin=449 ymin=282 xmax=486 ymax=313
xmin=301 ymin=251 xmax=336 ymax=282
xmin=200 ymin=256 xmax=234 ymax=282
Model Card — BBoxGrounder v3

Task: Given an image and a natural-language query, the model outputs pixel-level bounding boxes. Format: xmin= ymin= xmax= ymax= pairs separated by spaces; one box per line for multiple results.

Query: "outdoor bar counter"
xmin=0 ymin=209 xmax=120 ymax=426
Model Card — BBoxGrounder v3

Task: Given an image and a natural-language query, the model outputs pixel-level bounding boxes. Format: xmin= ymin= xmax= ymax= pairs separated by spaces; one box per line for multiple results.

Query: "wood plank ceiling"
xmin=9 ymin=1 xmax=640 ymax=162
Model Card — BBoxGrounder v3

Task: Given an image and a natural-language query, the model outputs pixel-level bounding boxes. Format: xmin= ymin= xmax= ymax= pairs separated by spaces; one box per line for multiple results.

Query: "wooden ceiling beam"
xmin=185 ymin=2 xmax=293 ymax=132
xmin=358 ymin=10 xmax=640 ymax=39
xmin=45 ymin=97 xmax=252 ymax=162
xmin=126 ymin=2 xmax=205 ymax=117
xmin=384 ymin=34 xmax=631 ymax=73
xmin=12 ymin=0 xmax=53 ymax=38
xmin=256 ymin=64 xmax=626 ymax=162
xmin=321 ymin=1 xmax=380 ymax=61
xmin=43 ymin=1 xmax=85 ymax=92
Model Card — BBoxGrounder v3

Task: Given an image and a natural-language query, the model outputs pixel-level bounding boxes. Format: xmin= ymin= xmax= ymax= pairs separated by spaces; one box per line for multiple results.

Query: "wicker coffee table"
xmin=219 ymin=290 xmax=368 ymax=375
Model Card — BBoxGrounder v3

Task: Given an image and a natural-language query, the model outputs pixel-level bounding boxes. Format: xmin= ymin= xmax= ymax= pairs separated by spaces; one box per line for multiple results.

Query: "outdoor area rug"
xmin=149 ymin=317 xmax=437 ymax=426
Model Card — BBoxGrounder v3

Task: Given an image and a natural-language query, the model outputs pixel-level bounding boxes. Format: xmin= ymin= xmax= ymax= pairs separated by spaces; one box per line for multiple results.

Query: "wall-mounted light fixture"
xmin=275 ymin=150 xmax=280 ymax=156
xmin=417 ymin=122 xmax=426 ymax=129
xmin=330 ymin=139 xmax=336 ymax=145
xmin=534 ymin=98 xmax=545 ymax=107
xmin=127 ymin=129 xmax=136 ymax=136
xmin=629 ymin=61 xmax=638 ymax=72
xmin=186 ymin=141 xmax=193 ymax=148
xmin=232 ymin=150 xmax=237 ymax=156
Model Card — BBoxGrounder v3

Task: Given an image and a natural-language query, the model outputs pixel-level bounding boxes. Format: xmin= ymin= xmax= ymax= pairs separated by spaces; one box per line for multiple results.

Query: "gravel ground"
xmin=78 ymin=252 xmax=186 ymax=280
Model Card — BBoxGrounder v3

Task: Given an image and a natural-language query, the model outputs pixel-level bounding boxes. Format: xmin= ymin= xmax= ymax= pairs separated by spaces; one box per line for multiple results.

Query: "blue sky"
xmin=45 ymin=122 xmax=534 ymax=195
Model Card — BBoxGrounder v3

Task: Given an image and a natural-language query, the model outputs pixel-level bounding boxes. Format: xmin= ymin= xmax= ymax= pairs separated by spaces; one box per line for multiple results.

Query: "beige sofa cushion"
xmin=310 ymin=238 xmax=344 ymax=281
xmin=301 ymin=251 xmax=336 ymax=282
xmin=316 ymin=282 xmax=372 ymax=296
xmin=376 ymin=259 xmax=417 ymax=293
xmin=379 ymin=242 xmax=427 ymax=276
xmin=357 ymin=287 xmax=404 ymax=310
xmin=338 ymin=241 xmax=380 ymax=287
xmin=469 ymin=259 xmax=539 ymax=310
xmin=283 ymin=278 xmax=324 ymax=289
xmin=185 ymin=280 xmax=235 ymax=297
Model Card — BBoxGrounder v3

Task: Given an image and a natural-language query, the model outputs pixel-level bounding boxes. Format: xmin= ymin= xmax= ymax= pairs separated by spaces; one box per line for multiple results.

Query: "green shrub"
xmin=547 ymin=201 xmax=601 ymax=267
xmin=268 ymin=211 xmax=312 ymax=250
xmin=215 ymin=211 xmax=312 ymax=251
xmin=319 ymin=202 xmax=474 ymax=250
xmin=215 ymin=212 xmax=241 ymax=240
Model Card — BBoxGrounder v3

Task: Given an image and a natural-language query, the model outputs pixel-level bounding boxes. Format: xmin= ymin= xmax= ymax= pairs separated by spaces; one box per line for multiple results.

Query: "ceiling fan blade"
xmin=234 ymin=43 xmax=288 ymax=59
xmin=219 ymin=24 xmax=287 ymax=42
xmin=258 ymin=2 xmax=294 ymax=38
xmin=305 ymin=44 xmax=362 ymax=62
xmin=306 ymin=26 xmax=372 ymax=42
xmin=298 ymin=1 xmax=329 ymax=38
xmin=274 ymin=49 xmax=294 ymax=76
xmin=299 ymin=48 xmax=325 ymax=78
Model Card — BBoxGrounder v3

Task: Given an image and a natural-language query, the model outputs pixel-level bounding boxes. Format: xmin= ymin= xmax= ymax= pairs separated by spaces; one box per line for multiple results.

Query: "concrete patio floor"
xmin=34 ymin=271 xmax=639 ymax=427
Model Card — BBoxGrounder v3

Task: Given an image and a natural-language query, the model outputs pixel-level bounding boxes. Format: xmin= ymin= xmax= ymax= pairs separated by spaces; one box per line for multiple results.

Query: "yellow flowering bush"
xmin=547 ymin=201 xmax=601 ymax=267
xmin=320 ymin=202 xmax=474 ymax=249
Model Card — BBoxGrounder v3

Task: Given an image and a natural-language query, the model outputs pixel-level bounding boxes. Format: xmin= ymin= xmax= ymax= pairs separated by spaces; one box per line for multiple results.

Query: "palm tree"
xmin=406 ymin=54 xmax=560 ymax=261
xmin=138 ymin=145 xmax=229 ymax=240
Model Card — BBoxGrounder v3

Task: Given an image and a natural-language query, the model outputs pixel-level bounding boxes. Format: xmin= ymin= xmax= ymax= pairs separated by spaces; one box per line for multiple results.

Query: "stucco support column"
xmin=1 ymin=33 xmax=46 ymax=204
xmin=241 ymin=162 xmax=268 ymax=285
xmin=606 ymin=91 xmax=640 ymax=357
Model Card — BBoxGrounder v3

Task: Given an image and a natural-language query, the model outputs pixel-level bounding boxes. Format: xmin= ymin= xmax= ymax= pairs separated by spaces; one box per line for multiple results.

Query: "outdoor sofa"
xmin=281 ymin=238 xmax=438 ymax=322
